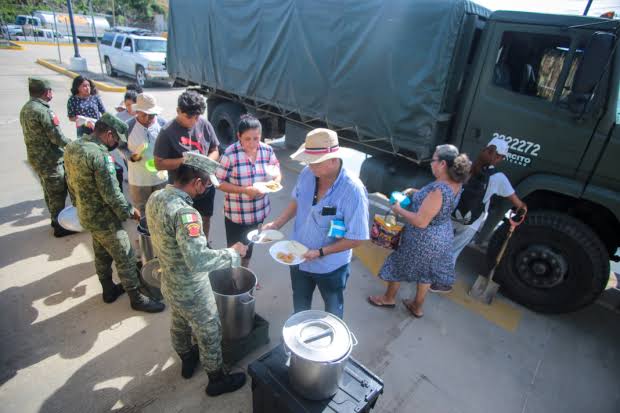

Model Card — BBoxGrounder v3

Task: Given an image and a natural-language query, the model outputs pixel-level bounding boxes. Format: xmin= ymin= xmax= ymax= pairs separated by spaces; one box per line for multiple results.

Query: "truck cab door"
xmin=121 ymin=37 xmax=135 ymax=74
xmin=112 ymin=34 xmax=125 ymax=71
xmin=460 ymin=23 xmax=603 ymax=189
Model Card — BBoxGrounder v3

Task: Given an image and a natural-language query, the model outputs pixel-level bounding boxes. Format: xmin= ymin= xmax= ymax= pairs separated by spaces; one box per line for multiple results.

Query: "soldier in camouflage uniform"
xmin=64 ymin=113 xmax=164 ymax=313
xmin=146 ymin=151 xmax=248 ymax=396
xmin=19 ymin=77 xmax=76 ymax=238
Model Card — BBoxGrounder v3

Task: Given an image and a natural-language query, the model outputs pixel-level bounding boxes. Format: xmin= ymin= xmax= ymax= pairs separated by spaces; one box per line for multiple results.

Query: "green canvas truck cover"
xmin=167 ymin=0 xmax=489 ymax=158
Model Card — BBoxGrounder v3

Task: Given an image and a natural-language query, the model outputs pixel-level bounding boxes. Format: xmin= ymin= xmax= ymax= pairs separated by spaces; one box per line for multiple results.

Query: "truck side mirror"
xmin=123 ymin=46 xmax=132 ymax=52
xmin=568 ymin=31 xmax=615 ymax=115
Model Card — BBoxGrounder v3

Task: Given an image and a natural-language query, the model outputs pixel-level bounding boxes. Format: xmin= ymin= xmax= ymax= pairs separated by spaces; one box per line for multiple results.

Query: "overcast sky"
xmin=475 ymin=0 xmax=620 ymax=16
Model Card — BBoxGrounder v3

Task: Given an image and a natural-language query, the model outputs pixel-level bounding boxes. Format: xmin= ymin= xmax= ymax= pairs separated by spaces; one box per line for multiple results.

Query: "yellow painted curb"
xmin=444 ymin=279 xmax=522 ymax=333
xmin=0 ymin=41 xmax=24 ymax=50
xmin=15 ymin=41 xmax=97 ymax=47
xmin=353 ymin=240 xmax=523 ymax=332
xmin=36 ymin=58 xmax=126 ymax=93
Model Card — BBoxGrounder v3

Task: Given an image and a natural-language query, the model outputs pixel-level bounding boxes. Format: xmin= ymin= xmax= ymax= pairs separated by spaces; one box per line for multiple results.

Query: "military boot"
xmin=179 ymin=345 xmax=200 ymax=379
xmin=100 ymin=278 xmax=125 ymax=303
xmin=51 ymin=221 xmax=78 ymax=238
xmin=127 ymin=288 xmax=165 ymax=313
xmin=137 ymin=272 xmax=164 ymax=302
xmin=140 ymin=284 xmax=164 ymax=302
xmin=205 ymin=368 xmax=246 ymax=397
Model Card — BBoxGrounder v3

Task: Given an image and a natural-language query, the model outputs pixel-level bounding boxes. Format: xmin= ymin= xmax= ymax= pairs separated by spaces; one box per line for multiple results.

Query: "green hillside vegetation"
xmin=0 ymin=0 xmax=167 ymax=25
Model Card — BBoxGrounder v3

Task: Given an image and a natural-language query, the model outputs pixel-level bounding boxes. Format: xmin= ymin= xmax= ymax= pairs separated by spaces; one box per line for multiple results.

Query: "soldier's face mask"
xmin=193 ymin=176 xmax=212 ymax=198
xmin=43 ymin=89 xmax=53 ymax=102
xmin=105 ymin=130 xmax=120 ymax=151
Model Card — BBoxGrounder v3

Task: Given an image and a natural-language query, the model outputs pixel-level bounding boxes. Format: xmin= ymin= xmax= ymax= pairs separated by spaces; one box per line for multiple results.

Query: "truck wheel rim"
xmin=105 ymin=60 xmax=111 ymax=75
xmin=137 ymin=70 xmax=145 ymax=86
xmin=516 ymin=245 xmax=568 ymax=289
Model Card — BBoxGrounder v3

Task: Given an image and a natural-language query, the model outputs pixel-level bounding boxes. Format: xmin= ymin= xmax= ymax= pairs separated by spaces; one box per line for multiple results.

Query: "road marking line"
xmin=354 ymin=241 xmax=391 ymax=285
xmin=353 ymin=241 xmax=523 ymax=332
xmin=15 ymin=41 xmax=97 ymax=47
xmin=446 ymin=278 xmax=522 ymax=332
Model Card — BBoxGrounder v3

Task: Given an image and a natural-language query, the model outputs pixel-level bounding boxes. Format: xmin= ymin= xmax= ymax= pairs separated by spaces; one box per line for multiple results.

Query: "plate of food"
xmin=253 ymin=180 xmax=283 ymax=194
xmin=269 ymin=240 xmax=308 ymax=265
xmin=246 ymin=229 xmax=284 ymax=244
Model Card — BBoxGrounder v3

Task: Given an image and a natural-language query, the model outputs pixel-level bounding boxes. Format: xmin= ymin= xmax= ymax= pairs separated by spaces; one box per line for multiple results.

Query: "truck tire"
xmin=104 ymin=57 xmax=117 ymax=77
xmin=209 ymin=102 xmax=246 ymax=150
xmin=136 ymin=66 xmax=148 ymax=88
xmin=284 ymin=121 xmax=309 ymax=149
xmin=487 ymin=210 xmax=609 ymax=313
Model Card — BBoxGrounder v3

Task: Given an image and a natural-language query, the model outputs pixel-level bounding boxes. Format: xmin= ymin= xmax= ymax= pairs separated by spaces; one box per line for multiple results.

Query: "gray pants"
xmin=128 ymin=183 xmax=165 ymax=260
xmin=451 ymin=220 xmax=478 ymax=264
xmin=128 ymin=183 xmax=166 ymax=216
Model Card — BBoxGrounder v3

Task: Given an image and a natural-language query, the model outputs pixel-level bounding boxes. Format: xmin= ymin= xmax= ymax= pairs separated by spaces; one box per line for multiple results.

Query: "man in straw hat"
xmin=20 ymin=77 xmax=76 ymax=238
xmin=146 ymin=151 xmax=248 ymax=396
xmin=125 ymin=93 xmax=168 ymax=215
xmin=64 ymin=113 xmax=165 ymax=313
xmin=263 ymin=128 xmax=369 ymax=318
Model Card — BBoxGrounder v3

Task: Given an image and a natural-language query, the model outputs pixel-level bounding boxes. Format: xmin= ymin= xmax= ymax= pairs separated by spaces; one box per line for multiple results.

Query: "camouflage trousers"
xmin=91 ymin=228 xmax=140 ymax=291
xmin=167 ymin=292 xmax=223 ymax=373
xmin=35 ymin=163 xmax=69 ymax=223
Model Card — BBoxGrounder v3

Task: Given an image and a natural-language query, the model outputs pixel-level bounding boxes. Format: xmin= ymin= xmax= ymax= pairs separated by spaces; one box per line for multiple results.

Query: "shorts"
xmin=224 ymin=217 xmax=262 ymax=259
xmin=193 ymin=186 xmax=215 ymax=217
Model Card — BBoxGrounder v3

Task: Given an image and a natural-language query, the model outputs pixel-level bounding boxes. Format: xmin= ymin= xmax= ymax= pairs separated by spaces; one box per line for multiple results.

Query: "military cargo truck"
xmin=167 ymin=0 xmax=620 ymax=313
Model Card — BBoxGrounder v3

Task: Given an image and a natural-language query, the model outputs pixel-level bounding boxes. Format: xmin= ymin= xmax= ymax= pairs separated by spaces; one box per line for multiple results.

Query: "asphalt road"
xmin=0 ymin=44 xmax=619 ymax=413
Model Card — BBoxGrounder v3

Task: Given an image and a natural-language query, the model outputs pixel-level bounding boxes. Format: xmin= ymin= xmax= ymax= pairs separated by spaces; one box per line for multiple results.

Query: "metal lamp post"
xmin=67 ymin=0 xmax=87 ymax=70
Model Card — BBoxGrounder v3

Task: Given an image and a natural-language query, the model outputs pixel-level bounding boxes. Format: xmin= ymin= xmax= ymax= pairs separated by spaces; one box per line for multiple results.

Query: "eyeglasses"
xmin=430 ymin=158 xmax=440 ymax=163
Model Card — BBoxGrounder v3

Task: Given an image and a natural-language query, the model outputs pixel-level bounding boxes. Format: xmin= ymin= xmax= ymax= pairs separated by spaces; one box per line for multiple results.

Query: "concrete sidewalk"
xmin=1 ymin=45 xmax=619 ymax=413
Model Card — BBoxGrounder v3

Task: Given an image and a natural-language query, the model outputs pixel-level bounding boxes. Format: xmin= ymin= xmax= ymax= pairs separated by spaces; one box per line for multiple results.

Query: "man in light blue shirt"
xmin=264 ymin=128 xmax=369 ymax=318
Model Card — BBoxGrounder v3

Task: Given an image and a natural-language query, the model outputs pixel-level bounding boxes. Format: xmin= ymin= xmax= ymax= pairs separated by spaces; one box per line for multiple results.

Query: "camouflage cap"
xmin=28 ymin=77 xmax=52 ymax=94
xmin=182 ymin=151 xmax=220 ymax=187
xmin=98 ymin=112 xmax=128 ymax=143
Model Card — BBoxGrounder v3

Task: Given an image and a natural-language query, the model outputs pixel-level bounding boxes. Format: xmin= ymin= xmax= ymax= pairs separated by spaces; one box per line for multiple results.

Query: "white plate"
xmin=246 ymin=229 xmax=284 ymax=244
xmin=269 ymin=240 xmax=308 ymax=266
xmin=253 ymin=181 xmax=283 ymax=193
xmin=57 ymin=205 xmax=84 ymax=232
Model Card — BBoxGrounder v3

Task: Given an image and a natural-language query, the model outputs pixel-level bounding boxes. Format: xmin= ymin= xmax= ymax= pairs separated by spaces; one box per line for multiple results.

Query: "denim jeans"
xmin=289 ymin=263 xmax=350 ymax=319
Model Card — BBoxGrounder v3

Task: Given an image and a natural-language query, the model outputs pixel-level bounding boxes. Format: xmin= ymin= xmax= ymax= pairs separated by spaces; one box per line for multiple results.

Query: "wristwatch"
xmin=319 ymin=248 xmax=325 ymax=257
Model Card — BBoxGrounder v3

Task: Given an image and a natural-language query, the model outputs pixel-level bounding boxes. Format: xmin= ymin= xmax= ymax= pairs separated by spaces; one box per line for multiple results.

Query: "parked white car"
xmin=100 ymin=29 xmax=169 ymax=87
xmin=13 ymin=28 xmax=77 ymax=43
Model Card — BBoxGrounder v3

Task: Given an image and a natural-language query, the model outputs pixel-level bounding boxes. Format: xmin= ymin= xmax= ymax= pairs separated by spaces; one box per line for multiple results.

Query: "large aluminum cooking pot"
xmin=137 ymin=217 xmax=155 ymax=265
xmin=282 ymin=310 xmax=358 ymax=400
xmin=209 ymin=267 xmax=256 ymax=341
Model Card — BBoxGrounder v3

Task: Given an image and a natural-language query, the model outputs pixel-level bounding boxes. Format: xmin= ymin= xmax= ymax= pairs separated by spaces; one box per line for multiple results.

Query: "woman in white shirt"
xmin=126 ymin=93 xmax=168 ymax=214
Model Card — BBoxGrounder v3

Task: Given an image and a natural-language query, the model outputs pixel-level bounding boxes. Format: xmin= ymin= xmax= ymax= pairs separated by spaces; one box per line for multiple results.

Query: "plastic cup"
xmin=145 ymin=159 xmax=157 ymax=173
xmin=390 ymin=191 xmax=411 ymax=208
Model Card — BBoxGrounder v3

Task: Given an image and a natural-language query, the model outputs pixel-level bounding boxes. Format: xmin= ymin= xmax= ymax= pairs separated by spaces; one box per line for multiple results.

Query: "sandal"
xmin=367 ymin=295 xmax=396 ymax=308
xmin=402 ymin=299 xmax=424 ymax=318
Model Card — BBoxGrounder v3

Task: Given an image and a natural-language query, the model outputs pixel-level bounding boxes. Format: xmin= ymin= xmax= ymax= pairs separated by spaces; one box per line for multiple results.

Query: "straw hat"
xmin=132 ymin=93 xmax=163 ymax=115
xmin=290 ymin=128 xmax=341 ymax=164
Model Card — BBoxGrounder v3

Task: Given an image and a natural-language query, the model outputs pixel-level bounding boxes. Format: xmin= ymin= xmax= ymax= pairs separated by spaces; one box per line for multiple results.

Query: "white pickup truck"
xmin=99 ymin=29 xmax=170 ymax=87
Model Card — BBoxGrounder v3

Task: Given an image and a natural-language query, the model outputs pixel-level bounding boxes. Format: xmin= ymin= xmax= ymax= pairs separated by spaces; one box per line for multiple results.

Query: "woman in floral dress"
xmin=368 ymin=145 xmax=471 ymax=317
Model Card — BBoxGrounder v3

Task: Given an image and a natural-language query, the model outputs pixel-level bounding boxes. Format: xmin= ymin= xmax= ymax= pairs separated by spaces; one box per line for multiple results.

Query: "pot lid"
xmin=282 ymin=310 xmax=351 ymax=363
xmin=141 ymin=258 xmax=161 ymax=288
